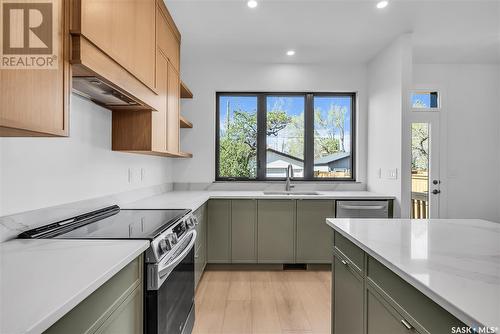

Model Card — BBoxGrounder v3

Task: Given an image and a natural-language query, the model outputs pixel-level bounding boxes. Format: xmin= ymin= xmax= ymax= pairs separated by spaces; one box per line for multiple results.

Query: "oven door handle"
xmin=158 ymin=229 xmax=197 ymax=279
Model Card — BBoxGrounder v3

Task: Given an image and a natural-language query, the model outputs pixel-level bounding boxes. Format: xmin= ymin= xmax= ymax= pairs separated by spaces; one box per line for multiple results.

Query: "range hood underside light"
xmin=72 ymin=77 xmax=140 ymax=107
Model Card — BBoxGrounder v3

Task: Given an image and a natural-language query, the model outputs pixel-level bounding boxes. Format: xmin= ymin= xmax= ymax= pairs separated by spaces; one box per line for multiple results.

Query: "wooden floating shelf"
xmin=116 ymin=150 xmax=193 ymax=158
xmin=180 ymin=115 xmax=193 ymax=128
xmin=180 ymin=81 xmax=193 ymax=99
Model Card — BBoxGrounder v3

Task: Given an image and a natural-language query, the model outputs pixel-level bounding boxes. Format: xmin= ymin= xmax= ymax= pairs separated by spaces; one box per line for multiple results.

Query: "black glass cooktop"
xmin=18 ymin=206 xmax=190 ymax=240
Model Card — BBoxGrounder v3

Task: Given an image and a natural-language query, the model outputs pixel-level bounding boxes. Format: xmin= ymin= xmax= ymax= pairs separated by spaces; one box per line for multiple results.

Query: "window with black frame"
xmin=216 ymin=92 xmax=355 ymax=181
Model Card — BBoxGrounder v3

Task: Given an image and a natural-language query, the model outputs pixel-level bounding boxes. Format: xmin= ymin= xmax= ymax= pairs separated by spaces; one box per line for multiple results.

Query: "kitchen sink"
xmin=263 ymin=191 xmax=319 ymax=196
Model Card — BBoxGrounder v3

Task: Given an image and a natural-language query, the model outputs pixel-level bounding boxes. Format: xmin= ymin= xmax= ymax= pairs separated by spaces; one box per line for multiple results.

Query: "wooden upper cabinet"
xmin=156 ymin=4 xmax=180 ymax=73
xmin=151 ymin=51 xmax=168 ymax=153
xmin=167 ymin=62 xmax=180 ymax=152
xmin=111 ymin=52 xmax=190 ymax=158
xmin=0 ymin=0 xmax=69 ymax=136
xmin=76 ymin=0 xmax=156 ymax=89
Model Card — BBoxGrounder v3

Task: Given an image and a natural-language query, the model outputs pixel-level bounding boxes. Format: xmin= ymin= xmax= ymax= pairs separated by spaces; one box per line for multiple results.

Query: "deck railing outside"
xmin=411 ymin=191 xmax=429 ymax=218
xmin=411 ymin=172 xmax=429 ymax=219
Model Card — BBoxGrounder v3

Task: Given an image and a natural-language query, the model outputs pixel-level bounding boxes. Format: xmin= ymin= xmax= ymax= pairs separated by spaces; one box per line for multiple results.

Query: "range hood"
xmin=72 ymin=77 xmax=140 ymax=108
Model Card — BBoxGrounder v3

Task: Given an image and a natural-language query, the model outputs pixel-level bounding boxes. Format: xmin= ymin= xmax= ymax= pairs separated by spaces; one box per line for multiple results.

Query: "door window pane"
xmin=266 ymin=96 xmax=305 ymax=178
xmin=411 ymin=91 xmax=439 ymax=110
xmin=411 ymin=123 xmax=430 ymax=218
xmin=218 ymin=95 xmax=258 ymax=178
xmin=313 ymin=96 xmax=352 ymax=178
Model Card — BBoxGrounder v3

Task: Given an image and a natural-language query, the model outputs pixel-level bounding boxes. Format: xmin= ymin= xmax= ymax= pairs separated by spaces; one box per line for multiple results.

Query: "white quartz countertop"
xmin=0 ymin=239 xmax=149 ymax=334
xmin=123 ymin=190 xmax=393 ymax=211
xmin=326 ymin=218 xmax=500 ymax=329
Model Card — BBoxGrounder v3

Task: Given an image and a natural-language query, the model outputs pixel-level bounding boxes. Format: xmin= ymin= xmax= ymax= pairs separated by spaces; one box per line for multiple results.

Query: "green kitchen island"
xmin=327 ymin=218 xmax=500 ymax=334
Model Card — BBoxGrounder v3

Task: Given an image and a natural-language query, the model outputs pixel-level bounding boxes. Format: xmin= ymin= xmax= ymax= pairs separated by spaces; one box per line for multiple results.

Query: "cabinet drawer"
xmin=45 ymin=256 xmax=142 ymax=334
xmin=367 ymin=256 xmax=465 ymax=334
xmin=334 ymin=232 xmax=364 ymax=273
xmin=96 ymin=285 xmax=143 ymax=334
xmin=367 ymin=287 xmax=421 ymax=334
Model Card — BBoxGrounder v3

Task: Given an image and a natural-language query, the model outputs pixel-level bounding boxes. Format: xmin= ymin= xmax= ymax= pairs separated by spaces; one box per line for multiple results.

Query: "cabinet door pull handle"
xmin=401 ymin=319 xmax=413 ymax=330
xmin=341 ymin=259 xmax=348 ymax=265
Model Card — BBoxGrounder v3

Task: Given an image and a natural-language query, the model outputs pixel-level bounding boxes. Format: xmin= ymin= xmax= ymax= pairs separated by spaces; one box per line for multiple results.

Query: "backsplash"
xmin=174 ymin=181 xmax=367 ymax=191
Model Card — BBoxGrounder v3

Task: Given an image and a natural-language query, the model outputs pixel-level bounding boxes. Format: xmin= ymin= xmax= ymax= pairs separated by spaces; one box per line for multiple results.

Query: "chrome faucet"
xmin=285 ymin=164 xmax=295 ymax=192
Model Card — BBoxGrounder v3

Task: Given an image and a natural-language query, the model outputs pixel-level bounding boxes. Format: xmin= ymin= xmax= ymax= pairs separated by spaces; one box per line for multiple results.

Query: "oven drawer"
xmin=45 ymin=256 xmax=143 ymax=334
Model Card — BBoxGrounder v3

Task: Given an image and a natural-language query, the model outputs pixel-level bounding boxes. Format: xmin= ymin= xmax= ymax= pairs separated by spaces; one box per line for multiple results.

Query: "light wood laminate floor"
xmin=193 ymin=270 xmax=331 ymax=334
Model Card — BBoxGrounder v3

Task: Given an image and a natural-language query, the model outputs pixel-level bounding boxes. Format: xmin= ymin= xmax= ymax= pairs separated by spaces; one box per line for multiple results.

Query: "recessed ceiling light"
xmin=247 ymin=0 xmax=258 ymax=8
xmin=286 ymin=50 xmax=296 ymax=56
xmin=376 ymin=1 xmax=389 ymax=9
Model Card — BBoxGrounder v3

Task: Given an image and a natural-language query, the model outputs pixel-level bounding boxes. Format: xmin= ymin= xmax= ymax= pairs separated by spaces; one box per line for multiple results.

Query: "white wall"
xmin=175 ymin=59 xmax=368 ymax=185
xmin=0 ymin=95 xmax=173 ymax=217
xmin=366 ymin=35 xmax=413 ymax=217
xmin=413 ymin=64 xmax=500 ymax=222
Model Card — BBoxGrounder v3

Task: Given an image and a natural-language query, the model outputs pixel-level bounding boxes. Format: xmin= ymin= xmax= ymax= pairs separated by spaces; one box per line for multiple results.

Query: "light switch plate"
xmin=385 ymin=168 xmax=398 ymax=180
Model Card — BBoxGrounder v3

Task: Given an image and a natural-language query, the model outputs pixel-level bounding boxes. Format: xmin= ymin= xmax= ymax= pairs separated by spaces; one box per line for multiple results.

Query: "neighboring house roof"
xmin=266 ymin=148 xmax=303 ymax=163
xmin=266 ymin=148 xmax=350 ymax=166
xmin=267 ymin=160 xmax=303 ymax=170
xmin=314 ymin=152 xmax=351 ymax=165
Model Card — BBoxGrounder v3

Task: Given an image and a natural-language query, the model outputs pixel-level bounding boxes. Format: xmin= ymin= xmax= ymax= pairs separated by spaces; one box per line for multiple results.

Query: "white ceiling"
xmin=165 ymin=0 xmax=500 ymax=65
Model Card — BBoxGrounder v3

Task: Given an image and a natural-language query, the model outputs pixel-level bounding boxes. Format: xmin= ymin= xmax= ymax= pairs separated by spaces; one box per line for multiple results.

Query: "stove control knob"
xmin=186 ymin=217 xmax=195 ymax=229
xmin=158 ymin=239 xmax=170 ymax=253
xmin=193 ymin=216 xmax=199 ymax=225
xmin=166 ymin=233 xmax=178 ymax=246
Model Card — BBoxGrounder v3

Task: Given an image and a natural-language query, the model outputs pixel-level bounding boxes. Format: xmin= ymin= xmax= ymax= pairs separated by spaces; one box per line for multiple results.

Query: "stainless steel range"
xmin=19 ymin=205 xmax=198 ymax=334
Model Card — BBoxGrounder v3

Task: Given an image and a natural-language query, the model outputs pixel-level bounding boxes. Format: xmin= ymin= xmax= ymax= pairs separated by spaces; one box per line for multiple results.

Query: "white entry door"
xmin=409 ymin=90 xmax=442 ymax=218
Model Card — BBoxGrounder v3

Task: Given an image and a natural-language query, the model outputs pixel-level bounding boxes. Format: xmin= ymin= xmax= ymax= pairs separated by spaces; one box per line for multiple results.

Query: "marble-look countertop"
xmin=124 ymin=190 xmax=394 ymax=211
xmin=326 ymin=218 xmax=500 ymax=329
xmin=0 ymin=239 xmax=149 ymax=334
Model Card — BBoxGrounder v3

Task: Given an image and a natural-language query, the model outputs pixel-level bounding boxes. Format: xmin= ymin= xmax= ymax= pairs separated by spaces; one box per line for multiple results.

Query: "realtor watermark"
xmin=0 ymin=0 xmax=58 ymax=69
xmin=451 ymin=326 xmax=499 ymax=334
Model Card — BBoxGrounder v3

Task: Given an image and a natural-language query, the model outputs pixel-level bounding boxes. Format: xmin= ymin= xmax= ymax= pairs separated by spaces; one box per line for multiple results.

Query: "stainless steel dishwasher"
xmin=335 ymin=200 xmax=391 ymax=218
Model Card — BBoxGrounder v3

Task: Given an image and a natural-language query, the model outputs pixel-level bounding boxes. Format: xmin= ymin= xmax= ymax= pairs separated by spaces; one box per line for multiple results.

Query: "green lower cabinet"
xmin=296 ymin=200 xmax=334 ymax=263
xmin=332 ymin=233 xmax=467 ymax=334
xmin=45 ymin=256 xmax=143 ymax=334
xmin=257 ymin=200 xmax=295 ymax=263
xmin=231 ymin=200 xmax=257 ymax=263
xmin=367 ymin=288 xmax=420 ymax=334
xmin=207 ymin=200 xmax=231 ymax=263
xmin=367 ymin=256 xmax=465 ymax=333
xmin=333 ymin=253 xmax=364 ymax=334
xmin=194 ymin=203 xmax=207 ymax=288
xmin=98 ymin=285 xmax=143 ymax=334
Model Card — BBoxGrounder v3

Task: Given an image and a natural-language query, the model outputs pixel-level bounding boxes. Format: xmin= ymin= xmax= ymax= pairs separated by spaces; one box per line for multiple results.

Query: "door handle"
xmin=432 ymin=189 xmax=441 ymax=195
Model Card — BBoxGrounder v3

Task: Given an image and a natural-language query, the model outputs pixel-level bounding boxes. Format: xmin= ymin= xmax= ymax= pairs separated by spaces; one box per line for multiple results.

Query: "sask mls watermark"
xmin=0 ymin=0 xmax=58 ymax=69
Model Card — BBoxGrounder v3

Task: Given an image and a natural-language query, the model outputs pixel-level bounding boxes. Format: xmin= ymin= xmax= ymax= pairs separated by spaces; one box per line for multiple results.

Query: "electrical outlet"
xmin=141 ymin=168 xmax=145 ymax=182
xmin=128 ymin=168 xmax=141 ymax=184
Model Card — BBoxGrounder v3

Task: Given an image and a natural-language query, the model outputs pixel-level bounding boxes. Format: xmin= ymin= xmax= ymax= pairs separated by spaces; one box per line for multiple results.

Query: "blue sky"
xmin=219 ymin=96 xmax=257 ymax=125
xmin=411 ymin=92 xmax=436 ymax=108
xmin=219 ymin=95 xmax=351 ymax=124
